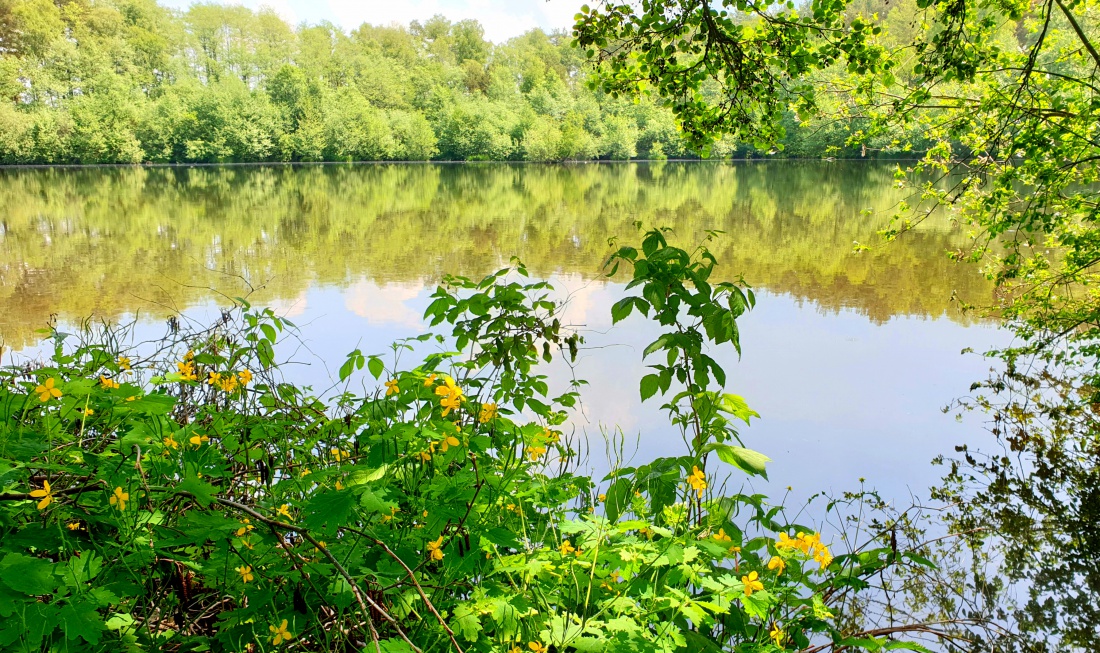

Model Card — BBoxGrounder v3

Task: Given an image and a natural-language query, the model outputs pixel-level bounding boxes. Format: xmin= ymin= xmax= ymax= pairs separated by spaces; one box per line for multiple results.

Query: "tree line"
xmin=0 ymin=0 xmax=924 ymax=164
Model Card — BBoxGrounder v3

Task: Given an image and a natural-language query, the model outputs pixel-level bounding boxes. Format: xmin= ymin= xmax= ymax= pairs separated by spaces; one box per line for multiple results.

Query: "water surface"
xmin=0 ymin=162 xmax=1006 ymax=501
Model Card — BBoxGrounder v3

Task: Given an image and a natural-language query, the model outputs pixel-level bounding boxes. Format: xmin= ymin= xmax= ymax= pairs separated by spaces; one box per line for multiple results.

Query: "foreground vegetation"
xmin=576 ymin=0 xmax=1100 ymax=648
xmin=0 ymin=234 xmax=957 ymax=651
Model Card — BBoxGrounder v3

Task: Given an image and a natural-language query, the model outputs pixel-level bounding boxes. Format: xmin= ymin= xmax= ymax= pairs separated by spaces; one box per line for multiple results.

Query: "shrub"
xmin=0 ymin=233 xmax=933 ymax=652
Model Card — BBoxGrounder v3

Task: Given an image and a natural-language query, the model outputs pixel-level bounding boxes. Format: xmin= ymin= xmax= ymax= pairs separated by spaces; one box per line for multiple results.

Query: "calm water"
xmin=0 ymin=162 xmax=1008 ymax=502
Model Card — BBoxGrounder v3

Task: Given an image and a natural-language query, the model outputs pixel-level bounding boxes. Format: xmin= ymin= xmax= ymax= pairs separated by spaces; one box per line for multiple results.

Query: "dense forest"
xmin=0 ymin=0 xmax=928 ymax=163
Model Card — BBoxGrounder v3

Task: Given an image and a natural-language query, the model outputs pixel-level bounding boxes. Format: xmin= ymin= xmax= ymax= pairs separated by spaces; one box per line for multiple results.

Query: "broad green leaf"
xmin=0 ymin=553 xmax=58 ymax=595
xmin=707 ymin=443 xmax=771 ymax=479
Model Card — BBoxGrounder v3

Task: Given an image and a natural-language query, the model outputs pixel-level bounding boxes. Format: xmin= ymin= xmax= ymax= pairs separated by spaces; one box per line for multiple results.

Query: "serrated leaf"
xmin=302 ymin=490 xmax=357 ymax=534
xmin=640 ymin=374 xmax=660 ymax=401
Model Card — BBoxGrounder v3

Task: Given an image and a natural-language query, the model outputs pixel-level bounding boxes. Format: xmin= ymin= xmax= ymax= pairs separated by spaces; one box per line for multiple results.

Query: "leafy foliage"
xmin=577 ymin=0 xmax=1100 ymax=647
xmin=0 ymin=238 xmax=935 ymax=651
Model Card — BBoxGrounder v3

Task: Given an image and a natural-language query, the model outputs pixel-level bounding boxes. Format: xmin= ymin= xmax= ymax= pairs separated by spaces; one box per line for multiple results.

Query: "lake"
xmin=0 ymin=161 xmax=1008 ymax=505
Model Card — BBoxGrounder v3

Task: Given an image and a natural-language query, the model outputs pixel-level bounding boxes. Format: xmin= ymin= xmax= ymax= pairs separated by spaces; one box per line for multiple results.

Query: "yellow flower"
xmin=559 ymin=540 xmax=576 ymax=556
xmin=300 ymin=468 xmax=312 ymax=477
xmin=770 ymin=622 xmax=784 ymax=646
xmin=189 ymin=434 xmax=210 ymax=447
xmin=509 ymin=647 xmax=523 ymax=653
xmin=598 ymin=493 xmax=606 ymax=502
xmin=82 ymin=407 xmax=94 ymax=416
xmin=164 ymin=435 xmax=179 ymax=450
xmin=776 ymin=532 xmax=798 ymax=551
xmin=219 ymin=375 xmax=239 ymax=393
xmin=35 ymin=378 xmax=62 ymax=402
xmin=29 ymin=480 xmax=54 ymax=510
xmin=527 ymin=445 xmax=547 ymax=461
xmin=419 ymin=450 xmax=433 ymax=462
xmin=331 ymin=448 xmax=350 ymax=462
xmin=207 ymin=371 xmax=222 ymax=386
xmin=423 ymin=373 xmax=437 ymax=387
xmin=440 ymin=394 xmax=462 ymax=416
xmin=741 ymin=570 xmax=764 ymax=596
xmin=117 ymin=356 xmax=131 ymax=371
xmin=440 ymin=435 xmax=461 ymax=452
xmin=529 ymin=643 xmax=547 ymax=653
xmin=427 ymin=535 xmax=444 ymax=562
xmin=385 ymin=379 xmax=399 ymax=396
xmin=66 ymin=521 xmax=82 ymax=531
xmin=126 ymin=395 xmax=137 ymax=402
xmin=686 ymin=466 xmax=707 ymax=497
xmin=335 ymin=480 xmax=345 ymax=490
xmin=479 ymin=402 xmax=498 ymax=423
xmin=177 ymin=361 xmax=196 ymax=381
xmin=277 ymin=504 xmax=293 ymax=520
xmin=109 ymin=487 xmax=129 ymax=511
xmin=434 ymin=376 xmax=464 ymax=400
xmin=540 ymin=428 xmax=560 ymax=444
xmin=610 ymin=570 xmax=623 ymax=583
xmin=768 ymin=556 xmax=787 ymax=574
xmin=814 ymin=548 xmax=834 ymax=570
xmin=235 ymin=519 xmax=254 ymax=537
xmin=238 ymin=369 xmax=253 ymax=385
xmin=99 ymin=375 xmax=120 ymax=390
xmin=713 ymin=528 xmax=732 ymax=543
xmin=237 ymin=565 xmax=254 ymax=583
xmin=269 ymin=619 xmax=293 ymax=645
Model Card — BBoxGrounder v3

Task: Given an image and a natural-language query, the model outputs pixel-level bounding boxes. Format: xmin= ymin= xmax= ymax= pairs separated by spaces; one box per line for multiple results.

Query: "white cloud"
xmin=344 ymin=279 xmax=426 ymax=330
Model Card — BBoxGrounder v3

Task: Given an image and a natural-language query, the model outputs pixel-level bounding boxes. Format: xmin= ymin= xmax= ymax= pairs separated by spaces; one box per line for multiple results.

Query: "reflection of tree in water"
xmin=0 ymin=162 xmax=991 ymax=347
xmin=931 ymin=353 xmax=1100 ymax=651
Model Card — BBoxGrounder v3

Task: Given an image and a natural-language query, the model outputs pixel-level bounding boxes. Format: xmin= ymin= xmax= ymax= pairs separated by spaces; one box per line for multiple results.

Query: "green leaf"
xmin=367 ymin=356 xmax=385 ymax=380
xmin=643 ymin=333 xmax=672 ymax=358
xmin=605 ymin=477 xmax=633 ymax=523
xmin=0 ymin=553 xmax=58 ymax=595
xmin=716 ymin=393 xmax=758 ymax=424
xmin=707 ymin=444 xmax=771 ymax=479
xmin=451 ymin=603 xmax=482 ymax=642
xmin=639 ymin=374 xmax=660 ymax=401
xmin=59 ymin=602 xmax=106 ymax=644
xmin=610 ymin=297 xmax=634 ymax=324
xmin=175 ymin=476 xmax=218 ymax=507
xmin=884 ymin=642 xmax=935 ymax=652
xmin=303 ymin=490 xmax=357 ymax=534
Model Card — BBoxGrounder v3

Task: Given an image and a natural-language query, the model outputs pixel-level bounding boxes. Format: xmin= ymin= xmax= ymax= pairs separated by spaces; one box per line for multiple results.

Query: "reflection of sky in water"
xmin=30 ymin=272 xmax=1009 ymax=515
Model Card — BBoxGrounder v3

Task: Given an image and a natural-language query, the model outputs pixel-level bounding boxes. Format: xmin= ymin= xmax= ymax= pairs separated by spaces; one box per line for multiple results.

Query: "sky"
xmin=159 ymin=0 xmax=587 ymax=42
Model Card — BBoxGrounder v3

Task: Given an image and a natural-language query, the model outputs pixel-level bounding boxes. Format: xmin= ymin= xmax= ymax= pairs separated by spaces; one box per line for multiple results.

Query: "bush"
xmin=0 ymin=233 xmax=934 ymax=652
